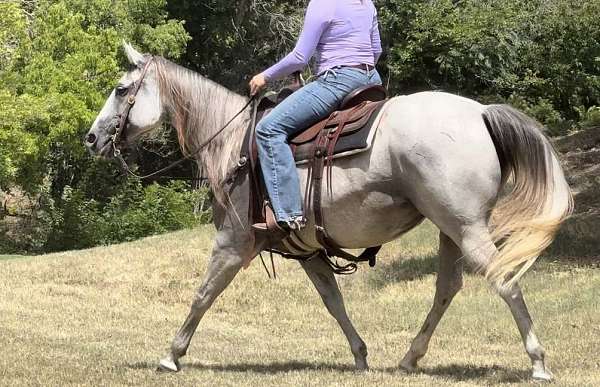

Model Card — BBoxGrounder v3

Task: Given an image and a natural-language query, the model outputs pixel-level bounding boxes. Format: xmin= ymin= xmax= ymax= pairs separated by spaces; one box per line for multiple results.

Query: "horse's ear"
xmin=123 ymin=41 xmax=146 ymax=68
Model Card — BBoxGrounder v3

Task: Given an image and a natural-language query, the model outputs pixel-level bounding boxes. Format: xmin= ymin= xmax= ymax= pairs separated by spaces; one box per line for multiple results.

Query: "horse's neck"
xmin=162 ymin=66 xmax=250 ymax=147
xmin=159 ymin=60 xmax=251 ymax=201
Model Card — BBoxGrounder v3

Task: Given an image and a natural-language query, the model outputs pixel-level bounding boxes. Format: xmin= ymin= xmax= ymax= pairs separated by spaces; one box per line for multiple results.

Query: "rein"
xmin=111 ymin=56 xmax=255 ymax=180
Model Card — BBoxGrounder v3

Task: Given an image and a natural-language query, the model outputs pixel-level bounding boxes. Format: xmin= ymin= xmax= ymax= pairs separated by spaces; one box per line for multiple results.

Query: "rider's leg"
xmin=255 ymin=67 xmax=382 ymax=227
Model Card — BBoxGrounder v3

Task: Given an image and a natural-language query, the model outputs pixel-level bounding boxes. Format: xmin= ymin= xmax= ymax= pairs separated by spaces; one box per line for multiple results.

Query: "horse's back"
xmin=294 ymin=91 xmax=502 ymax=248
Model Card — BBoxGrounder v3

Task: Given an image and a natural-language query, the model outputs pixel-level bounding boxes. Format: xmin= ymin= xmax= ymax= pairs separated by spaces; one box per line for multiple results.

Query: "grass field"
xmin=0 ymin=222 xmax=598 ymax=386
xmin=0 ymin=255 xmax=23 ymax=261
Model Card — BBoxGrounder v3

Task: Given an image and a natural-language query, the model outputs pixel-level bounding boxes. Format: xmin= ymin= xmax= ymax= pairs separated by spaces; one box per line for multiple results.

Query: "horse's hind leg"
xmin=158 ymin=232 xmax=251 ymax=372
xmin=400 ymin=232 xmax=463 ymax=371
xmin=301 ymin=256 xmax=369 ymax=370
xmin=498 ymin=283 xmax=552 ymax=380
xmin=458 ymin=226 xmax=552 ymax=381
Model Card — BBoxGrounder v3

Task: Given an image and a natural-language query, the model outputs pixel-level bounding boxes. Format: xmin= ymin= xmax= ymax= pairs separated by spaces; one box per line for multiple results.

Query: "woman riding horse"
xmin=249 ymin=0 xmax=383 ymax=232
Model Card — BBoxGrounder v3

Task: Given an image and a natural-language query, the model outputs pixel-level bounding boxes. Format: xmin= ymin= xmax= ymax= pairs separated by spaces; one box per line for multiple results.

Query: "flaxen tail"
xmin=482 ymin=105 xmax=573 ymax=289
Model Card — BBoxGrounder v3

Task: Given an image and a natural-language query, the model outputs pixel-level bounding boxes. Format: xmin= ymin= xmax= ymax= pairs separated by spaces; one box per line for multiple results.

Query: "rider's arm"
xmin=371 ymin=7 xmax=382 ymax=63
xmin=262 ymin=0 xmax=333 ymax=81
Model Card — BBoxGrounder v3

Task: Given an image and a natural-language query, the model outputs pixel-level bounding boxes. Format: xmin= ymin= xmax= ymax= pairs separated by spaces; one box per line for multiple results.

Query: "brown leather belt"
xmin=341 ymin=64 xmax=373 ymax=72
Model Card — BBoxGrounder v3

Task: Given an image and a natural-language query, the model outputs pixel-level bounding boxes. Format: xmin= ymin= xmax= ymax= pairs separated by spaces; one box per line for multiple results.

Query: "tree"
xmin=0 ymin=0 xmax=191 ymax=252
xmin=167 ymin=0 xmax=304 ymax=92
xmin=0 ymin=0 xmax=190 ymax=194
xmin=377 ymin=0 xmax=600 ymax=130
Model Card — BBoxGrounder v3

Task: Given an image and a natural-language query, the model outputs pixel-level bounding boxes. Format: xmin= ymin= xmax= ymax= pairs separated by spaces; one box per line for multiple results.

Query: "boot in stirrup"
xmin=252 ymin=205 xmax=305 ymax=236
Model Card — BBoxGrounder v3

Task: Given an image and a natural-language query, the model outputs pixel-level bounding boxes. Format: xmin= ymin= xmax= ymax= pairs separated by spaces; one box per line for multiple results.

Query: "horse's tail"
xmin=482 ymin=104 xmax=573 ymax=289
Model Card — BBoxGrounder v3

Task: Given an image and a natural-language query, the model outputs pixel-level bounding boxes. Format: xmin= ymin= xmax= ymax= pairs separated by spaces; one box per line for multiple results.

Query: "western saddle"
xmin=241 ymin=78 xmax=388 ymax=274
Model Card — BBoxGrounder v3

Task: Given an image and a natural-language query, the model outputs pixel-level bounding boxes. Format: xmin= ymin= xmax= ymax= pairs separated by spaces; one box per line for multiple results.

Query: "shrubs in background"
xmin=169 ymin=0 xmax=600 ymax=135
xmin=2 ymin=0 xmax=600 ymax=254
xmin=45 ymin=180 xmax=206 ymax=251
xmin=0 ymin=0 xmax=195 ymax=254
xmin=378 ymin=0 xmax=600 ymax=136
xmin=1 ymin=180 xmax=207 ymax=254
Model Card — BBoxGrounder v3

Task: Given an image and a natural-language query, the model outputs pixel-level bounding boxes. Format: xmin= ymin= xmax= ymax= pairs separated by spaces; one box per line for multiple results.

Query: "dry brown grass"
xmin=0 ymin=222 xmax=598 ymax=386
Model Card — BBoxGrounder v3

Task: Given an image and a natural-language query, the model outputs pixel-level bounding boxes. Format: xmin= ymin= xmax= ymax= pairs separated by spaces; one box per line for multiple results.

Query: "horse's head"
xmin=85 ymin=42 xmax=163 ymax=157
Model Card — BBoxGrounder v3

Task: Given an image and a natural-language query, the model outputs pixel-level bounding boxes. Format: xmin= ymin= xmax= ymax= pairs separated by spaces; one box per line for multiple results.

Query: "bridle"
xmin=111 ymin=56 xmax=155 ymax=161
xmin=110 ymin=56 xmax=255 ymax=180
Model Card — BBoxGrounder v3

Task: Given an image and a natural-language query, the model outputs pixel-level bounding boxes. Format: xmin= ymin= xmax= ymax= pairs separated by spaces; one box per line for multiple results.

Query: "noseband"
xmin=112 ymin=56 xmax=156 ymax=157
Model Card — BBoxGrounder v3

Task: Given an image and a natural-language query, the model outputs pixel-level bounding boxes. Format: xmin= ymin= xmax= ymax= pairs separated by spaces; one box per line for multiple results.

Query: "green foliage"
xmin=0 ymin=0 xmax=195 ymax=253
xmin=0 ymin=0 xmax=190 ymax=193
xmin=43 ymin=180 xmax=205 ymax=252
xmin=577 ymin=106 xmax=600 ymax=129
xmin=170 ymin=0 xmax=600 ymax=132
xmin=377 ymin=0 xmax=600 ymax=133
xmin=167 ymin=0 xmax=304 ymax=91
xmin=2 ymin=0 xmax=600 ymax=253
xmin=0 ymin=180 xmax=208 ymax=254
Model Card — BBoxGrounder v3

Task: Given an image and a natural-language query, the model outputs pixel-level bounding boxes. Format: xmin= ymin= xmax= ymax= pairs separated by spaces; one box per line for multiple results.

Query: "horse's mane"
xmin=154 ymin=57 xmax=251 ymax=204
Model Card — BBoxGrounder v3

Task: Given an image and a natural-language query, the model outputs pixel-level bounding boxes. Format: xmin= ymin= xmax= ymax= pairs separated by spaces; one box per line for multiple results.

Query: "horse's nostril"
xmin=86 ymin=133 xmax=97 ymax=144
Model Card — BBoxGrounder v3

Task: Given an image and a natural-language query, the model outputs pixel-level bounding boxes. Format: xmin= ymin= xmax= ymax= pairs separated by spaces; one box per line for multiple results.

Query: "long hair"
xmin=483 ymin=105 xmax=573 ymax=289
xmin=154 ymin=57 xmax=251 ymax=204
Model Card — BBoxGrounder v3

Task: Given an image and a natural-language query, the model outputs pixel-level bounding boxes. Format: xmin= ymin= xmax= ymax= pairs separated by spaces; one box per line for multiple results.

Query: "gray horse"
xmin=85 ymin=43 xmax=572 ymax=381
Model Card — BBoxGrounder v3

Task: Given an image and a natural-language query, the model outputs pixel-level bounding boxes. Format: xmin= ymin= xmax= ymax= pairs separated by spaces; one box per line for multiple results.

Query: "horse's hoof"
xmin=399 ymin=360 xmax=417 ymax=373
xmin=157 ymin=358 xmax=180 ymax=372
xmin=354 ymin=360 xmax=369 ymax=372
xmin=532 ymin=368 xmax=554 ymax=382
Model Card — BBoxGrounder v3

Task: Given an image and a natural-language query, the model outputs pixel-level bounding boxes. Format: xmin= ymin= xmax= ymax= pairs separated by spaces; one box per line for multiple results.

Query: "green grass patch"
xmin=0 ymin=254 xmax=24 ymax=261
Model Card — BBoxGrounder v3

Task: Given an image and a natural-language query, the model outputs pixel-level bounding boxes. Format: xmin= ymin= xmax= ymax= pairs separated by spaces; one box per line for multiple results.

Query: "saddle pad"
xmin=293 ymin=101 xmax=387 ymax=164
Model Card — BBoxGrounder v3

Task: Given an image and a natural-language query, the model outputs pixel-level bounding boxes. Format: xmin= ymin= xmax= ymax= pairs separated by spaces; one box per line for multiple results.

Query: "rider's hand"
xmin=249 ymin=73 xmax=267 ymax=96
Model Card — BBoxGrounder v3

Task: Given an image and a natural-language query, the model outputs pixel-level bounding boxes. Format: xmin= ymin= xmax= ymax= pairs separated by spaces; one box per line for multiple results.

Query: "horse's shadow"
xmin=128 ymin=360 xmax=529 ymax=383
xmin=367 ymin=253 xmax=438 ymax=288
xmin=127 ymin=360 xmax=354 ymax=374
xmin=406 ymin=363 xmax=530 ymax=383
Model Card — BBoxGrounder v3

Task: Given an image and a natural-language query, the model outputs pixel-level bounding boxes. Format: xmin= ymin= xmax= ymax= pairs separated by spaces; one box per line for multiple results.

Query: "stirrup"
xmin=252 ymin=204 xmax=288 ymax=237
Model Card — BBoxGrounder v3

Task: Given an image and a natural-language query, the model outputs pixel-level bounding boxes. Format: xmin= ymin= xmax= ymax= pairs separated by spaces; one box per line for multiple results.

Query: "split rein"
xmin=111 ymin=56 xmax=255 ymax=181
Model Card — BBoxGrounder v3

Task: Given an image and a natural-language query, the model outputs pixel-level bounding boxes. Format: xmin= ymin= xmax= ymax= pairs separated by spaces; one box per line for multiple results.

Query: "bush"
xmin=41 ymin=180 xmax=207 ymax=252
xmin=378 ymin=0 xmax=600 ymax=126
xmin=578 ymin=106 xmax=600 ymax=129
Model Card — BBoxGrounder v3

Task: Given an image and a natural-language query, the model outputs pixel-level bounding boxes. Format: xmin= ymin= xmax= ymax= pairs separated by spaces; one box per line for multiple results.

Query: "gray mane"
xmin=154 ymin=57 xmax=251 ymax=204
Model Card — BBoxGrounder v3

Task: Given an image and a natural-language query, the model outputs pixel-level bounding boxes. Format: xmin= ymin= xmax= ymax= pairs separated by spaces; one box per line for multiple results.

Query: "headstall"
xmin=112 ymin=56 xmax=156 ymax=157
xmin=108 ymin=55 xmax=255 ymax=180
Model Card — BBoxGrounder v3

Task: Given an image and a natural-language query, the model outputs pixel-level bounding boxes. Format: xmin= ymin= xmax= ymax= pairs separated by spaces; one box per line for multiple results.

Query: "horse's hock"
xmin=553 ymin=126 xmax=600 ymax=254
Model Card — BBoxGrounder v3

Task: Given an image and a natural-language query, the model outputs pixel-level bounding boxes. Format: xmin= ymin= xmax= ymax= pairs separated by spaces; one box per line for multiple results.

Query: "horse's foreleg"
xmin=400 ymin=232 xmax=463 ymax=371
xmin=158 ymin=240 xmax=247 ymax=372
xmin=301 ymin=256 xmax=368 ymax=370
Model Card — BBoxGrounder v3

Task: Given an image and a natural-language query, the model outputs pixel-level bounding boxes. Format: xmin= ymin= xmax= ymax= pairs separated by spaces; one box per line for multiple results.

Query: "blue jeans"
xmin=255 ymin=66 xmax=383 ymax=223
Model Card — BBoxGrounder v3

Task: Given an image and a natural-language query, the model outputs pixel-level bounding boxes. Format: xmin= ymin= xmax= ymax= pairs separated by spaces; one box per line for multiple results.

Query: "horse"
xmin=85 ymin=43 xmax=572 ymax=381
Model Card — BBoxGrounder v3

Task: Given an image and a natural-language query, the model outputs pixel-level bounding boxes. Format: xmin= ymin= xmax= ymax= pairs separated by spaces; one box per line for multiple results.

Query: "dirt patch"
xmin=551 ymin=126 xmax=600 ymax=256
xmin=0 ymin=189 xmax=46 ymax=254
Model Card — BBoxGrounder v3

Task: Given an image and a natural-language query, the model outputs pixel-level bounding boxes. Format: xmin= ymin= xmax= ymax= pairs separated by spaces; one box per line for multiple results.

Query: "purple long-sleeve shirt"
xmin=262 ymin=0 xmax=382 ymax=81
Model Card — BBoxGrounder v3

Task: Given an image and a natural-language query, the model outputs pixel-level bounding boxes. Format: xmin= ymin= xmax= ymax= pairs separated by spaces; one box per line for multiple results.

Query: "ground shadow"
xmin=128 ymin=359 xmax=528 ymax=383
xmin=127 ymin=360 xmax=356 ymax=374
xmin=368 ymin=253 xmax=438 ymax=288
xmin=413 ymin=363 xmax=530 ymax=384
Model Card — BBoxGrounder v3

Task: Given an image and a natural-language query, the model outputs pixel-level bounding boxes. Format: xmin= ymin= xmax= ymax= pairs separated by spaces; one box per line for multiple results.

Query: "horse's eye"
xmin=116 ymin=86 xmax=129 ymax=96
